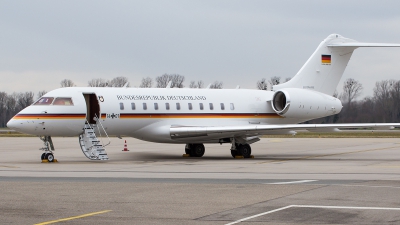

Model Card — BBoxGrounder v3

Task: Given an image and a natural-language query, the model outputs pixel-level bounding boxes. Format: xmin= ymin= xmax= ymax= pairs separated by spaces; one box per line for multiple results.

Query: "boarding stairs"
xmin=79 ymin=117 xmax=110 ymax=160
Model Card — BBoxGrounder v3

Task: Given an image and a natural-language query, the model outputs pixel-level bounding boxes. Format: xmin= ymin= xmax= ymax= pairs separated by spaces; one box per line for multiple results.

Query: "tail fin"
xmin=273 ymin=34 xmax=400 ymax=95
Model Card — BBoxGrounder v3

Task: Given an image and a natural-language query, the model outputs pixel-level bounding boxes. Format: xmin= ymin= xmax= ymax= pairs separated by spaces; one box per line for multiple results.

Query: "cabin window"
xmin=199 ymin=103 xmax=204 ymax=110
xmin=53 ymin=97 xmax=74 ymax=106
xmin=34 ymin=97 xmax=54 ymax=105
xmin=143 ymin=103 xmax=147 ymax=110
xmin=154 ymin=103 xmax=159 ymax=110
xmin=176 ymin=103 xmax=181 ymax=110
xmin=188 ymin=103 xmax=193 ymax=110
xmin=230 ymin=103 xmax=235 ymax=110
xmin=166 ymin=103 xmax=170 ymax=110
xmin=220 ymin=103 xmax=225 ymax=110
xmin=119 ymin=102 xmax=124 ymax=110
xmin=131 ymin=102 xmax=136 ymax=110
xmin=209 ymin=103 xmax=214 ymax=110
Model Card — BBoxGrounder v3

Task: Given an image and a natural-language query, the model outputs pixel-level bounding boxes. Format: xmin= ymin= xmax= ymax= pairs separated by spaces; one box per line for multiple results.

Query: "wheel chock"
xmin=250 ymin=155 xmax=255 ymax=158
xmin=182 ymin=154 xmax=190 ymax=157
xmin=235 ymin=155 xmax=244 ymax=159
xmin=41 ymin=159 xmax=59 ymax=163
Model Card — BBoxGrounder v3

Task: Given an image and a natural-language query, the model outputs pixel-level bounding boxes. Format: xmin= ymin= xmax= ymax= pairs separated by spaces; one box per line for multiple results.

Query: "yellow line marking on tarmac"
xmin=0 ymin=165 xmax=19 ymax=168
xmin=258 ymin=145 xmax=400 ymax=164
xmin=34 ymin=210 xmax=112 ymax=225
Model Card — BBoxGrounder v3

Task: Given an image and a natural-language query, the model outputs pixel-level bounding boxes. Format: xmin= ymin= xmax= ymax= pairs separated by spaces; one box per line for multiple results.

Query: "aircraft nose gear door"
xmin=80 ymin=93 xmax=110 ymax=160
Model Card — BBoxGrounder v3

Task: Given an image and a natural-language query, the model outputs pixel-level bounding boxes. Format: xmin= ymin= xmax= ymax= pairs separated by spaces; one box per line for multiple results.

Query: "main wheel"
xmin=185 ymin=144 xmax=192 ymax=154
xmin=238 ymin=144 xmax=251 ymax=158
xmin=190 ymin=144 xmax=205 ymax=157
xmin=41 ymin=153 xmax=46 ymax=160
xmin=230 ymin=150 xmax=238 ymax=158
xmin=45 ymin=153 xmax=54 ymax=162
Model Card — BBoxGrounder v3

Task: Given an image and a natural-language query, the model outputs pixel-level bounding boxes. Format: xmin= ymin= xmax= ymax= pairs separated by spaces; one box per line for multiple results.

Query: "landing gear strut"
xmin=39 ymin=136 xmax=56 ymax=162
xmin=185 ymin=144 xmax=205 ymax=157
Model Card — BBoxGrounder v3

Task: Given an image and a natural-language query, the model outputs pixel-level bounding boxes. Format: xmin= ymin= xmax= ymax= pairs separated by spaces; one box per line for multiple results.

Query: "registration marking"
xmin=34 ymin=210 xmax=112 ymax=225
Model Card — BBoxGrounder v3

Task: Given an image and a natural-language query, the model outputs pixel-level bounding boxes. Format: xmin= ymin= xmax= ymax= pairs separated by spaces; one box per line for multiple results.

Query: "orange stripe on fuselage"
xmin=13 ymin=114 xmax=86 ymax=120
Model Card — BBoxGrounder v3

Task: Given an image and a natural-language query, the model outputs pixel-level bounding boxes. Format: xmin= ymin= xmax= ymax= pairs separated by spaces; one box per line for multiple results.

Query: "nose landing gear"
xmin=39 ymin=136 xmax=57 ymax=163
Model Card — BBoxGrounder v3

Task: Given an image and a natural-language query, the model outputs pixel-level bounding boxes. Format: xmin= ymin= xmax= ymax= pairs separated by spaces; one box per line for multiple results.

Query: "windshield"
xmin=33 ymin=97 xmax=54 ymax=105
xmin=53 ymin=97 xmax=74 ymax=106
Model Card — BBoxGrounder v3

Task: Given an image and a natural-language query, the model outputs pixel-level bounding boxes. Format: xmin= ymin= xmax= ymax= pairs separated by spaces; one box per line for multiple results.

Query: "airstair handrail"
xmin=93 ymin=114 xmax=111 ymax=147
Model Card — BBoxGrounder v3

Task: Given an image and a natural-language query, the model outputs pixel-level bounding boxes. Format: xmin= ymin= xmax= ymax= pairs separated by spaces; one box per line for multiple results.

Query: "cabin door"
xmin=83 ymin=93 xmax=100 ymax=124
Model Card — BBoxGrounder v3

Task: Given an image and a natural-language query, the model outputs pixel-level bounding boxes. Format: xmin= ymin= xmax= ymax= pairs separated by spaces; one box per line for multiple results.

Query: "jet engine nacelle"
xmin=271 ymin=88 xmax=342 ymax=119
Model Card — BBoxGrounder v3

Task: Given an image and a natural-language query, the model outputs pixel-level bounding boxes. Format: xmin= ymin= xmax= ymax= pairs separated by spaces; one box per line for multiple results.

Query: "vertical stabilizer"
xmin=273 ymin=34 xmax=400 ymax=95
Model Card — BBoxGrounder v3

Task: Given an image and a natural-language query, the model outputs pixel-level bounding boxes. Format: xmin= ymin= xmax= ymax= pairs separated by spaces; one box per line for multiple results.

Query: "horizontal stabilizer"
xmin=328 ymin=42 xmax=400 ymax=47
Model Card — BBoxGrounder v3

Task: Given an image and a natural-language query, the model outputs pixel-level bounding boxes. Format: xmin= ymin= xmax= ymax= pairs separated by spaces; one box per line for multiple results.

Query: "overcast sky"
xmin=1 ymin=0 xmax=400 ymax=99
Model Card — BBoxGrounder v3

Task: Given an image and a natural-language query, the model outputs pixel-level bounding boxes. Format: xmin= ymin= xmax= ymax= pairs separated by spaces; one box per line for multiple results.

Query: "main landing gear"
xmin=230 ymin=143 xmax=252 ymax=158
xmin=185 ymin=144 xmax=205 ymax=157
xmin=39 ymin=136 xmax=57 ymax=163
xmin=183 ymin=142 xmax=252 ymax=158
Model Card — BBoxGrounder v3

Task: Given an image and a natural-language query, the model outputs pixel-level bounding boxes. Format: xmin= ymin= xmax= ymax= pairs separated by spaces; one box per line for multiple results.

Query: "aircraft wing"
xmin=328 ymin=42 xmax=400 ymax=47
xmin=170 ymin=123 xmax=400 ymax=139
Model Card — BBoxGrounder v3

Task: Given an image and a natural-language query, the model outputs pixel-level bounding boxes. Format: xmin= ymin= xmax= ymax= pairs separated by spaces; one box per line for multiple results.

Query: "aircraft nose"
xmin=7 ymin=118 xmax=18 ymax=130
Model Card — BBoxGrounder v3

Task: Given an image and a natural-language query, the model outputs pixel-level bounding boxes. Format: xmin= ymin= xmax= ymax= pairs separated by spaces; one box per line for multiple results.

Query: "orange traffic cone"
xmin=122 ymin=140 xmax=129 ymax=151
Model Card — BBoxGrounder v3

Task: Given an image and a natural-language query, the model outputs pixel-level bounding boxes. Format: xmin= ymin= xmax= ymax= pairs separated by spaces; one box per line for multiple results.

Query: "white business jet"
xmin=7 ymin=34 xmax=400 ymax=162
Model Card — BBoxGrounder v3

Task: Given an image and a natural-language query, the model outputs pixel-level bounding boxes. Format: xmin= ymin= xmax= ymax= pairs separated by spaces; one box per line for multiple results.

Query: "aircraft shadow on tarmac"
xmin=112 ymin=152 xmax=398 ymax=162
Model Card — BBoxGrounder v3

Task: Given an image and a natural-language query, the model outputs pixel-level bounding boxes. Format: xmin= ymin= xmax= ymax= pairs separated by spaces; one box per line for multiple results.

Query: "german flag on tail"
xmin=321 ymin=54 xmax=331 ymax=64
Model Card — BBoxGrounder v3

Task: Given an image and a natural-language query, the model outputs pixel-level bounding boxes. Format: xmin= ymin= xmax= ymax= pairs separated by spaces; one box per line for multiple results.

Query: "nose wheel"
xmin=39 ymin=136 xmax=57 ymax=163
xmin=41 ymin=153 xmax=55 ymax=162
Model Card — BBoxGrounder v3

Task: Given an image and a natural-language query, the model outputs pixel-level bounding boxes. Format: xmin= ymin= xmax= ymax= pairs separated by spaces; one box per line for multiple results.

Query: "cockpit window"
xmin=53 ymin=98 xmax=74 ymax=106
xmin=34 ymin=97 xmax=54 ymax=105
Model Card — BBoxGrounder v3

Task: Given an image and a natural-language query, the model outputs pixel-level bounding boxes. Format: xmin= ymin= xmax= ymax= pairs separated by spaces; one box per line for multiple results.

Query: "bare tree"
xmin=374 ymin=80 xmax=392 ymax=122
xmin=197 ymin=80 xmax=204 ymax=89
xmin=17 ymin=92 xmax=34 ymax=110
xmin=140 ymin=77 xmax=153 ymax=88
xmin=156 ymin=74 xmax=185 ymax=88
xmin=88 ymin=78 xmax=108 ymax=87
xmin=210 ymin=81 xmax=223 ymax=89
xmin=60 ymin=79 xmax=75 ymax=87
xmin=37 ymin=90 xmax=47 ymax=98
xmin=170 ymin=74 xmax=185 ymax=88
xmin=268 ymin=76 xmax=281 ymax=87
xmin=333 ymin=90 xmax=338 ymax=98
xmin=341 ymin=78 xmax=363 ymax=108
xmin=109 ymin=76 xmax=129 ymax=87
xmin=156 ymin=74 xmax=172 ymax=88
xmin=189 ymin=81 xmax=196 ymax=88
xmin=0 ymin=92 xmax=7 ymax=127
xmin=5 ymin=93 xmax=17 ymax=124
xmin=390 ymin=80 xmax=400 ymax=122
xmin=189 ymin=80 xmax=204 ymax=89
xmin=256 ymin=78 xmax=267 ymax=90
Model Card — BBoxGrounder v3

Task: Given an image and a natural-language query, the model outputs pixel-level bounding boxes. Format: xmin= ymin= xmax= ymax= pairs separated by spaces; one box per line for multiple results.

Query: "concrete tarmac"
xmin=1 ymin=137 xmax=400 ymax=224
